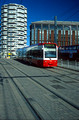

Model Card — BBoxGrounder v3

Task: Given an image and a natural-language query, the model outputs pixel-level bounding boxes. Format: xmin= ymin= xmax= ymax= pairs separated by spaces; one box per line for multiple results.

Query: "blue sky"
xmin=0 ymin=0 xmax=79 ymax=45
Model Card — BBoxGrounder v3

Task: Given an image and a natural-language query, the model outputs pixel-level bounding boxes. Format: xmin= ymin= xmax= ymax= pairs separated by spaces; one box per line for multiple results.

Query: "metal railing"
xmin=58 ymin=59 xmax=79 ymax=70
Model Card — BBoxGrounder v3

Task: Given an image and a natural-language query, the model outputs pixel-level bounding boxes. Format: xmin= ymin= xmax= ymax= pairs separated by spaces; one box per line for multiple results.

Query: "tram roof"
xmin=29 ymin=42 xmax=57 ymax=47
xmin=17 ymin=43 xmax=57 ymax=50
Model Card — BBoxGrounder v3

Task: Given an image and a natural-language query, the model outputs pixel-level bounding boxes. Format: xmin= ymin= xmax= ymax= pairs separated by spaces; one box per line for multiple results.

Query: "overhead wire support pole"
xmin=54 ymin=16 xmax=57 ymax=44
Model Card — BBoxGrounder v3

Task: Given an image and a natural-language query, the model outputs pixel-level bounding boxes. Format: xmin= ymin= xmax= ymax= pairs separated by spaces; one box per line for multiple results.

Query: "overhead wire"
xmin=58 ymin=3 xmax=79 ymax=21
xmin=64 ymin=9 xmax=79 ymax=21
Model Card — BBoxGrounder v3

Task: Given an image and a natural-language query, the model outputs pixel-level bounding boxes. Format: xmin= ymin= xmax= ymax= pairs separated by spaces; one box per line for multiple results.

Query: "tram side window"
xmin=77 ymin=46 xmax=79 ymax=50
xmin=27 ymin=51 xmax=31 ymax=58
xmin=38 ymin=50 xmax=43 ymax=58
xmin=27 ymin=50 xmax=43 ymax=58
xmin=32 ymin=50 xmax=43 ymax=58
xmin=72 ymin=46 xmax=76 ymax=50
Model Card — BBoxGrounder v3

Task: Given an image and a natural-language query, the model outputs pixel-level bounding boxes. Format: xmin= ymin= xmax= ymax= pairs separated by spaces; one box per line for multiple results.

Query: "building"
xmin=30 ymin=21 xmax=79 ymax=46
xmin=0 ymin=22 xmax=1 ymax=57
xmin=1 ymin=3 xmax=27 ymax=58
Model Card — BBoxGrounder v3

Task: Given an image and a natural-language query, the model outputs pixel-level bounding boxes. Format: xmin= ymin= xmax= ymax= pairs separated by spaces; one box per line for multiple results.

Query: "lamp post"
xmin=54 ymin=16 xmax=57 ymax=44
xmin=69 ymin=26 xmax=72 ymax=45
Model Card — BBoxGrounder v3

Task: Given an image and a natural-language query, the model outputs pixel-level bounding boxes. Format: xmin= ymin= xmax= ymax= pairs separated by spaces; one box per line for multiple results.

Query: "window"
xmin=45 ymin=51 xmax=56 ymax=58
xmin=43 ymin=24 xmax=48 ymax=30
xmin=39 ymin=30 xmax=41 ymax=40
xmin=35 ymin=24 xmax=41 ymax=29
xmin=31 ymin=29 xmax=34 ymax=40
xmin=50 ymin=25 xmax=54 ymax=30
xmin=35 ymin=30 xmax=37 ymax=41
xmin=31 ymin=50 xmax=43 ymax=58
xmin=42 ymin=30 xmax=44 ymax=40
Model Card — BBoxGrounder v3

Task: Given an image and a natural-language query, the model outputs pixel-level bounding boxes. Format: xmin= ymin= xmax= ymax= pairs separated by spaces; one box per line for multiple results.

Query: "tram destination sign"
xmin=44 ymin=44 xmax=56 ymax=48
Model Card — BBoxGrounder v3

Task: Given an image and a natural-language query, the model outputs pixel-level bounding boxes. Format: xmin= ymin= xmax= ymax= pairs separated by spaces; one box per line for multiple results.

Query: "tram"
xmin=16 ymin=43 xmax=58 ymax=67
xmin=58 ymin=45 xmax=79 ymax=61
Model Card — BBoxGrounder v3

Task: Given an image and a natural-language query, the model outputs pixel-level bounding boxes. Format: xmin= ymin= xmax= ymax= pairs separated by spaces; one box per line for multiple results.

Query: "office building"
xmin=0 ymin=24 xmax=1 ymax=57
xmin=30 ymin=21 xmax=79 ymax=46
xmin=1 ymin=3 xmax=27 ymax=58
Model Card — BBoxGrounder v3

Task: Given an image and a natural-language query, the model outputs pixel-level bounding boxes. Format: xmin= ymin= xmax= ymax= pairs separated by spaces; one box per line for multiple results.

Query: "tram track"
xmin=2 ymin=59 xmax=79 ymax=112
xmin=0 ymin=61 xmax=43 ymax=120
xmin=46 ymin=66 xmax=79 ymax=82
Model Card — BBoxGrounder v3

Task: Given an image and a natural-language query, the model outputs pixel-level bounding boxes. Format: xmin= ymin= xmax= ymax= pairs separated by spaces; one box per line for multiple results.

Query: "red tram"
xmin=16 ymin=43 xmax=58 ymax=67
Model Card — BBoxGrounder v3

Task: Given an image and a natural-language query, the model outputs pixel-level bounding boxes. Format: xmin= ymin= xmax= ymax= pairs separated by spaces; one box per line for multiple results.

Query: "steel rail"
xmin=1 ymin=61 xmax=42 ymax=120
xmin=3 ymin=59 xmax=79 ymax=110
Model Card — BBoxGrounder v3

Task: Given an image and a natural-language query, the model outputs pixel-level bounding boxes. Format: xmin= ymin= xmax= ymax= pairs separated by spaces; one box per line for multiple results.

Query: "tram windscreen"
xmin=45 ymin=51 xmax=56 ymax=58
xmin=44 ymin=44 xmax=56 ymax=58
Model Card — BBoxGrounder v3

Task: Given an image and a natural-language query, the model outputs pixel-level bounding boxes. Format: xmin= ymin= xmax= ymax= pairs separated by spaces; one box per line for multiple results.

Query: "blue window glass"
xmin=35 ymin=24 xmax=41 ymax=29
xmin=50 ymin=25 xmax=54 ymax=30
xmin=43 ymin=24 xmax=48 ymax=30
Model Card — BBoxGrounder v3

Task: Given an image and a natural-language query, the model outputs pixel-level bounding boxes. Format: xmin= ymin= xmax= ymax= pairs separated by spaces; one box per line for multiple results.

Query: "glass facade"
xmin=30 ymin=21 xmax=79 ymax=47
xmin=0 ymin=29 xmax=1 ymax=57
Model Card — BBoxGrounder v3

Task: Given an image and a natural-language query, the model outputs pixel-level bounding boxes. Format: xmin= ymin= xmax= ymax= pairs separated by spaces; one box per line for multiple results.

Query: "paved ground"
xmin=0 ymin=58 xmax=79 ymax=120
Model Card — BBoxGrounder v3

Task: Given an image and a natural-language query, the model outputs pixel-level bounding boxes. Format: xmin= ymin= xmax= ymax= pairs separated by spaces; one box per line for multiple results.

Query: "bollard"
xmin=61 ymin=59 xmax=63 ymax=66
xmin=75 ymin=60 xmax=77 ymax=69
xmin=67 ymin=60 xmax=69 ymax=68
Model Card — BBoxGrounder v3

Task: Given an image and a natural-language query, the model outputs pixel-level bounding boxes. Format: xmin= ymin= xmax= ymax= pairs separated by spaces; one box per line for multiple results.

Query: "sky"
xmin=0 ymin=0 xmax=79 ymax=45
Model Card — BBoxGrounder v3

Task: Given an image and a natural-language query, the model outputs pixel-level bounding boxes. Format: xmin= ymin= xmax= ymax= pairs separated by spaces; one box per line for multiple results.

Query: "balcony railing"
xmin=24 ymin=40 xmax=27 ymax=43
xmin=1 ymin=36 xmax=7 ymax=39
xmin=1 ymin=32 xmax=7 ymax=35
xmin=17 ymin=23 xmax=24 ymax=27
xmin=8 ymin=24 xmax=16 ymax=28
xmin=8 ymin=6 xmax=16 ymax=9
xmin=17 ymin=18 xmax=24 ymax=22
xmin=24 ymin=31 xmax=27 ymax=34
xmin=8 ymin=38 xmax=15 ymax=41
xmin=24 ymin=10 xmax=27 ymax=13
xmin=1 ymin=18 xmax=7 ymax=22
xmin=2 ymin=41 xmax=7 ymax=44
xmin=17 ymin=9 xmax=24 ymax=13
xmin=24 ymin=19 xmax=27 ymax=22
xmin=8 ymin=19 xmax=16 ymax=23
xmin=24 ymin=14 xmax=27 ymax=18
xmin=8 ymin=11 xmax=16 ymax=14
xmin=2 ymin=45 xmax=7 ymax=48
xmin=8 ymin=15 xmax=16 ymax=18
xmin=8 ymin=33 xmax=16 ymax=36
xmin=7 ymin=43 xmax=15 ymax=46
xmin=17 ymin=27 xmax=24 ymax=31
xmin=1 ymin=9 xmax=7 ymax=13
xmin=17 ymin=14 xmax=24 ymax=17
xmin=1 ymin=14 xmax=7 ymax=17
xmin=1 ymin=23 xmax=7 ymax=26
xmin=1 ymin=27 xmax=7 ymax=30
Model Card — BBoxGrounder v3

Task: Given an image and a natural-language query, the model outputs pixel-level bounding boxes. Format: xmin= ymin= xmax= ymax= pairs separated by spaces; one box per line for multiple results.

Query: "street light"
xmin=54 ymin=16 xmax=57 ymax=44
